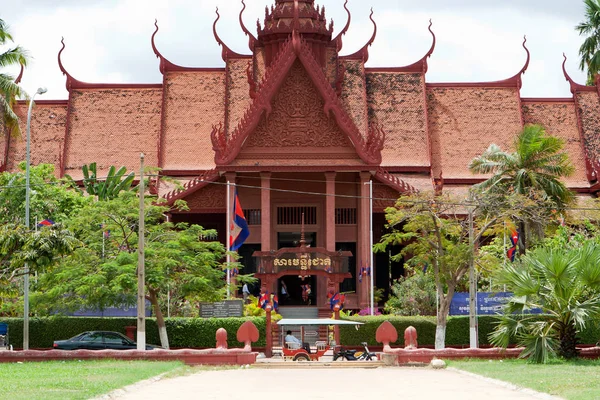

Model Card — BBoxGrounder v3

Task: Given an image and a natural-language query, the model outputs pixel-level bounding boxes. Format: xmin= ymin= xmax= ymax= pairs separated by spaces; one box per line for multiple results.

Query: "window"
xmin=277 ymin=206 xmax=317 ymax=225
xmin=244 ymin=209 xmax=261 ymax=225
xmin=335 ymin=208 xmax=357 ymax=225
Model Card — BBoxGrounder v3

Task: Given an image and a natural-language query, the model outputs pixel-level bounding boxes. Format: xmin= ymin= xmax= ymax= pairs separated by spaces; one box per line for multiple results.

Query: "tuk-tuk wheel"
xmin=293 ymin=353 xmax=310 ymax=361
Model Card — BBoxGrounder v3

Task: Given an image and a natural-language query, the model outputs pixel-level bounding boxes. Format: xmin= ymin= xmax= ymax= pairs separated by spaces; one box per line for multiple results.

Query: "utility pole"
xmin=137 ymin=153 xmax=146 ymax=350
xmin=468 ymin=206 xmax=478 ymax=348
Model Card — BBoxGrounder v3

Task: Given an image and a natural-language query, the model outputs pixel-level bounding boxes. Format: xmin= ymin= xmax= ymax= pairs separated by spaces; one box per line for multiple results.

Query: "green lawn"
xmin=449 ymin=358 xmax=600 ymax=400
xmin=0 ymin=359 xmax=187 ymax=400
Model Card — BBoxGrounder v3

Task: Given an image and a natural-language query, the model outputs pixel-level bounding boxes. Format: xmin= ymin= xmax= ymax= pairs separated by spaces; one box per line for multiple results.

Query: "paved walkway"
xmin=101 ymin=366 xmax=563 ymax=400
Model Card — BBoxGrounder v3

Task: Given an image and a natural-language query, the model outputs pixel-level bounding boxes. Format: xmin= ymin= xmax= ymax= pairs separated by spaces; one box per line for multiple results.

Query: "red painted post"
xmin=265 ymin=304 xmax=273 ymax=358
xmin=334 ymin=306 xmax=341 ymax=346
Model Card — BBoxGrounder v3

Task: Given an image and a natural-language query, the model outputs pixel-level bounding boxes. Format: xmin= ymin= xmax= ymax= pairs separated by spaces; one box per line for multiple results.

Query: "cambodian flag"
xmin=507 ymin=229 xmax=519 ymax=262
xmin=272 ymin=294 xmax=279 ymax=311
xmin=230 ymin=189 xmax=249 ymax=251
xmin=37 ymin=219 xmax=55 ymax=227
xmin=259 ymin=292 xmax=269 ymax=309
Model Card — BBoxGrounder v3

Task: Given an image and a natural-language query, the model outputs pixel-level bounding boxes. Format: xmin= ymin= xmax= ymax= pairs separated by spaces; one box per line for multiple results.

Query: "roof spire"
xmin=333 ymin=0 xmax=351 ymax=52
xmin=239 ymin=0 xmax=257 ymax=51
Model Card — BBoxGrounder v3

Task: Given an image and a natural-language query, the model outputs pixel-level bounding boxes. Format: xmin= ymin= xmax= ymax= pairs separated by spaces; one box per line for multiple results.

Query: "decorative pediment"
xmin=243 ymin=61 xmax=354 ymax=151
xmin=211 ymin=33 xmax=385 ymax=166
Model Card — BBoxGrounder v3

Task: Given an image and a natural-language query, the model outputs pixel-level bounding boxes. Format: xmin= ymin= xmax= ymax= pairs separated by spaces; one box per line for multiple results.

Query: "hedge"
xmin=1 ymin=316 xmax=267 ymax=349
xmin=339 ymin=315 xmax=600 ymax=347
xmin=3 ymin=315 xmax=599 ymax=349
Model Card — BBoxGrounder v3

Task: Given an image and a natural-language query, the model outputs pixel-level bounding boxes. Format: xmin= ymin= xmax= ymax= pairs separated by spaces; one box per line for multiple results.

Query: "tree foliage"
xmin=577 ymin=0 xmax=600 ymax=84
xmin=81 ymin=163 xmax=135 ymax=201
xmin=0 ymin=18 xmax=29 ymax=135
xmin=490 ymin=242 xmax=600 ymax=362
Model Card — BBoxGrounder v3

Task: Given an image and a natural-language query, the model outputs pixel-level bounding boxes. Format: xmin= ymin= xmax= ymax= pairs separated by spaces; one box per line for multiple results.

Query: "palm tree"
xmin=490 ymin=243 xmax=600 ymax=362
xmin=469 ymin=124 xmax=575 ymax=250
xmin=0 ymin=18 xmax=29 ymax=135
xmin=577 ymin=0 xmax=600 ymax=85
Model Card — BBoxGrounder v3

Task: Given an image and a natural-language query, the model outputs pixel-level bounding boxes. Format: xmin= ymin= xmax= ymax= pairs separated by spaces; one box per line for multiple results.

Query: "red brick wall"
xmin=65 ymin=88 xmax=162 ymax=178
xmin=8 ymin=103 xmax=68 ymax=176
xmin=522 ymin=101 xmax=589 ymax=187
xmin=367 ymin=72 xmax=429 ymax=168
xmin=162 ymin=71 xmax=225 ymax=170
xmin=575 ymin=91 xmax=600 ymax=167
xmin=427 ymin=87 xmax=522 ymax=179
xmin=227 ymin=59 xmax=252 ymax=135
xmin=340 ymin=60 xmax=368 ymax=136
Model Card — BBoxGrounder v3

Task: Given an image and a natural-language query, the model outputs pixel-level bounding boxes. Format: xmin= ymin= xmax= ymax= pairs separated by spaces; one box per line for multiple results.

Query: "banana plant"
xmin=82 ymin=163 xmax=135 ymax=201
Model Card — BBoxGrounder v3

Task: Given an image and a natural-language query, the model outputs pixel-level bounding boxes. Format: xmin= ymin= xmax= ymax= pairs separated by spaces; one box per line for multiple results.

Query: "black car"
xmin=53 ymin=331 xmax=155 ymax=350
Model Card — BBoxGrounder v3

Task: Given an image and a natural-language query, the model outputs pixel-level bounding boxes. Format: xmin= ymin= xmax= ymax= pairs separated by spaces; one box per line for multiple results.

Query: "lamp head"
xmin=36 ymin=87 xmax=47 ymax=95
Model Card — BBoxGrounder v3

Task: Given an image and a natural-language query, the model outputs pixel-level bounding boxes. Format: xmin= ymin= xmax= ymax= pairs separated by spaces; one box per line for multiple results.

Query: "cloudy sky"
xmin=1 ymin=0 xmax=590 ymax=100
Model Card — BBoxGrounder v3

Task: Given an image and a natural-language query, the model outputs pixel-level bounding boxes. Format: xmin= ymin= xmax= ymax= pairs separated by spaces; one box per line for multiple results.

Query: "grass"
xmin=0 ymin=359 xmax=187 ymax=400
xmin=448 ymin=358 xmax=600 ymax=400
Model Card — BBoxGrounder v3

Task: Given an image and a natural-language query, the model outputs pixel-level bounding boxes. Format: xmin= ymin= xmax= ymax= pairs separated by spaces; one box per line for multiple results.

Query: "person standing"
xmin=242 ymin=283 xmax=250 ymax=304
xmin=280 ymin=280 xmax=289 ymax=303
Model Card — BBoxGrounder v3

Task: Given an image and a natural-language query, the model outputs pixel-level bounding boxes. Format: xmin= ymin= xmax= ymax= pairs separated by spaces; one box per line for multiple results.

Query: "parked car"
xmin=53 ymin=331 xmax=155 ymax=350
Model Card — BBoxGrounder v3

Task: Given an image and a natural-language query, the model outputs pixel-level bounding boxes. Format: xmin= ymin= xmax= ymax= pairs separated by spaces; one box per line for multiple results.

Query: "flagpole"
xmin=226 ymin=181 xmax=231 ymax=298
xmin=369 ymin=179 xmax=374 ymax=316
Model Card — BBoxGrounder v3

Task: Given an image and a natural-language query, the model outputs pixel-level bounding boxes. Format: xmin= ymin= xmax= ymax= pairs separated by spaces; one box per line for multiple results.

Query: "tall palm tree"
xmin=0 ymin=18 xmax=28 ymax=135
xmin=490 ymin=243 xmax=600 ymax=362
xmin=577 ymin=0 xmax=600 ymax=85
xmin=469 ymin=124 xmax=574 ymax=206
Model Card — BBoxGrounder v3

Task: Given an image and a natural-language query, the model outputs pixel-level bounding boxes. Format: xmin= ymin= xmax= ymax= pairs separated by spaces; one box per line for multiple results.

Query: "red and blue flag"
xmin=507 ymin=229 xmax=519 ymax=262
xmin=230 ymin=189 xmax=249 ymax=251
xmin=37 ymin=219 xmax=55 ymax=227
xmin=259 ymin=291 xmax=269 ymax=309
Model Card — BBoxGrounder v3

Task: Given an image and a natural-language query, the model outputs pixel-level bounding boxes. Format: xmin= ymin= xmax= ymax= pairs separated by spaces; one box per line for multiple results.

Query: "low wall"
xmin=0 ymin=349 xmax=257 ymax=366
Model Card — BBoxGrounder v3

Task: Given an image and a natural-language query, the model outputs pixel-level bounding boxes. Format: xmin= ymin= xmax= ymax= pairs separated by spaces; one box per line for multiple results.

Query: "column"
xmin=357 ymin=172 xmax=371 ymax=309
xmin=324 ymin=172 xmax=336 ymax=252
xmin=260 ymin=172 xmax=271 ymax=251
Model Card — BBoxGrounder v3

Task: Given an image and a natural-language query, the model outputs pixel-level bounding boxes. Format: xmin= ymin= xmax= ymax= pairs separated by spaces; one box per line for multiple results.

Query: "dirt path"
xmin=102 ymin=367 xmax=562 ymax=400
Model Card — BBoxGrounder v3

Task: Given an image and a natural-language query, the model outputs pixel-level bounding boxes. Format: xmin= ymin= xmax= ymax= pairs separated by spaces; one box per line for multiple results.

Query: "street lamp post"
xmin=23 ymin=87 xmax=47 ymax=350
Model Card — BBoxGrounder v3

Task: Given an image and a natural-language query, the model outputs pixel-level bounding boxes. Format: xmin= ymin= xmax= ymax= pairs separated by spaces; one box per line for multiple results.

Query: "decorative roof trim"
xmin=16 ymin=99 xmax=69 ymax=106
xmin=343 ymin=8 xmax=376 ymax=62
xmin=214 ymin=8 xmax=251 ymax=61
xmin=163 ymin=169 xmax=221 ymax=206
xmin=59 ymin=37 xmax=162 ymax=90
xmin=521 ymin=97 xmax=574 ymax=103
xmin=239 ymin=0 xmax=257 ymax=51
xmin=505 ymin=35 xmax=530 ymax=89
xmin=562 ymin=53 xmax=596 ymax=93
xmin=365 ymin=20 xmax=435 ymax=73
xmin=15 ymin=63 xmax=24 ymax=84
xmin=332 ymin=0 xmax=351 ymax=52
xmin=211 ymin=34 xmax=385 ymax=166
xmin=374 ymin=168 xmax=418 ymax=194
xmin=151 ymin=21 xmax=226 ymax=73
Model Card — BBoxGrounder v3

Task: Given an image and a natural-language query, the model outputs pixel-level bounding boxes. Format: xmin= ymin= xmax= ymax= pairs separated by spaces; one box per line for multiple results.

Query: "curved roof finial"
xmin=333 ymin=0 xmax=351 ymax=52
xmin=14 ymin=63 xmax=24 ymax=84
xmin=214 ymin=7 xmax=247 ymax=61
xmin=518 ymin=35 xmax=530 ymax=76
xmin=150 ymin=20 xmax=168 ymax=74
xmin=562 ymin=53 xmax=591 ymax=94
xmin=422 ymin=19 xmax=436 ymax=73
xmin=58 ymin=37 xmax=79 ymax=91
xmin=239 ymin=0 xmax=257 ymax=51
xmin=345 ymin=8 xmax=377 ymax=62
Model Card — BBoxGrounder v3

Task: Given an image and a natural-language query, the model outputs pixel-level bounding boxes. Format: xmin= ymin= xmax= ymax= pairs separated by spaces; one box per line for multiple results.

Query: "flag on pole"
xmin=229 ymin=189 xmax=250 ymax=251
xmin=37 ymin=219 xmax=55 ymax=227
xmin=507 ymin=229 xmax=519 ymax=262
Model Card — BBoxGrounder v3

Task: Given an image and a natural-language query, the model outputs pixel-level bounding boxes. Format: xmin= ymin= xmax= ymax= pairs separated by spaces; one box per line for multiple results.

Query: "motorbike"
xmin=333 ymin=342 xmax=377 ymax=361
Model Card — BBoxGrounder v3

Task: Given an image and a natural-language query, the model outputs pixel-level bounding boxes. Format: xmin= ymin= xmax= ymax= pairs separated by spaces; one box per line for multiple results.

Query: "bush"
xmin=384 ymin=271 xmax=436 ymax=316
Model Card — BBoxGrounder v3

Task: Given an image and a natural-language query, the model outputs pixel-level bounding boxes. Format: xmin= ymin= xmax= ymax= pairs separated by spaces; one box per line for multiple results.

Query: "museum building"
xmin=3 ymin=0 xmax=599 ymax=311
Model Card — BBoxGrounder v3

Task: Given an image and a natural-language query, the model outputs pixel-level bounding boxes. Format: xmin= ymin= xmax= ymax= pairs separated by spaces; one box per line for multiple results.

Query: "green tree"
xmin=576 ymin=0 xmax=600 ymax=85
xmin=33 ymin=191 xmax=227 ymax=349
xmin=0 ymin=18 xmax=28 ymax=135
xmin=490 ymin=242 xmax=600 ymax=362
xmin=384 ymin=269 xmax=437 ymax=316
xmin=80 ymin=163 xmax=135 ymax=201
xmin=469 ymin=124 xmax=575 ymax=250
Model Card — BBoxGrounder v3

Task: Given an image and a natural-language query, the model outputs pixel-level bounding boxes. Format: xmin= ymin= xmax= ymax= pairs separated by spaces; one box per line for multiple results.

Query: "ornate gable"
xmin=234 ymin=61 xmax=361 ymax=166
